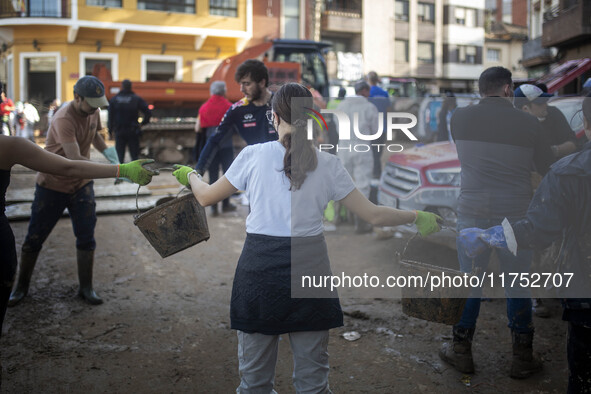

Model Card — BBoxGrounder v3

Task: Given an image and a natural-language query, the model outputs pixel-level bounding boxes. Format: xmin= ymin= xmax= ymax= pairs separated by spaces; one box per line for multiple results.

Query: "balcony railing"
xmin=522 ymin=37 xmax=554 ymax=67
xmin=542 ymin=1 xmax=591 ymax=47
xmin=1 ymin=0 xmax=69 ymax=18
xmin=324 ymin=0 xmax=361 ymax=17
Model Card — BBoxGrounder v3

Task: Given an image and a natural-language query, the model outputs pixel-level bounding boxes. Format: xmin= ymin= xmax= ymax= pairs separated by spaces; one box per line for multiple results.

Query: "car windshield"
xmin=549 ymin=98 xmax=584 ymax=133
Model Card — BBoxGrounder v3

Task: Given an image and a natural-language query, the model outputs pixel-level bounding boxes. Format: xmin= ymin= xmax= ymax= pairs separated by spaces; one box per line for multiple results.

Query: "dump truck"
xmin=100 ymin=39 xmax=331 ymax=163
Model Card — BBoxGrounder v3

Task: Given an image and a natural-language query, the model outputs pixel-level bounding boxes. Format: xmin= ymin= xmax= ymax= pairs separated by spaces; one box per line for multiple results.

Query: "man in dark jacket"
xmin=439 ymin=66 xmax=554 ymax=379
xmin=458 ymin=96 xmax=591 ymax=393
xmin=108 ymin=79 xmax=151 ymax=163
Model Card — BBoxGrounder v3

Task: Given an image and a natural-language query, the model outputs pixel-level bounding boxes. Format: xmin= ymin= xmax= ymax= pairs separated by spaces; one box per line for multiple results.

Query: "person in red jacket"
xmin=0 ymin=91 xmax=15 ymax=136
xmin=196 ymin=81 xmax=234 ymax=216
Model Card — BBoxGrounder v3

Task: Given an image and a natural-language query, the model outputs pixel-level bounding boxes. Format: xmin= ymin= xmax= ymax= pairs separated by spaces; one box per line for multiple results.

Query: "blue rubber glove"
xmin=102 ymin=147 xmax=120 ymax=164
xmin=458 ymin=226 xmax=508 ymax=258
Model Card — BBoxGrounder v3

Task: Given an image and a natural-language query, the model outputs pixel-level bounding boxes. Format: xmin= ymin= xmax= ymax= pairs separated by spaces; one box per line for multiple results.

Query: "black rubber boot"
xmin=510 ymin=331 xmax=543 ymax=379
xmin=8 ymin=250 xmax=40 ymax=307
xmin=439 ymin=326 xmax=475 ymax=373
xmin=77 ymin=249 xmax=103 ymax=305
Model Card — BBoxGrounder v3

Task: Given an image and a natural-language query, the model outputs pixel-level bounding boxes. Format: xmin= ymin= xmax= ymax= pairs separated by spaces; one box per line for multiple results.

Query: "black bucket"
xmin=134 ymin=193 xmax=209 ymax=258
xmin=399 ymin=260 xmax=468 ymax=325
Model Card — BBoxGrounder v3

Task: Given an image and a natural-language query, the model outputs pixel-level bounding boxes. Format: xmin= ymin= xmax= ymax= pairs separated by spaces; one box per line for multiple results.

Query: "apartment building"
xmin=542 ymin=0 xmax=591 ymax=62
xmin=483 ymin=0 xmax=527 ymax=79
xmin=0 ymin=0 xmax=255 ymax=108
xmin=362 ymin=0 xmax=484 ymax=93
xmin=521 ymin=0 xmax=558 ymax=78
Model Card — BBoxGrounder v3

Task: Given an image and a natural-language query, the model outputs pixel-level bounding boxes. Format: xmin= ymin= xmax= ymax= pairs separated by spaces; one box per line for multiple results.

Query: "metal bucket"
xmin=399 ymin=260 xmax=468 ymax=325
xmin=134 ymin=193 xmax=209 ymax=258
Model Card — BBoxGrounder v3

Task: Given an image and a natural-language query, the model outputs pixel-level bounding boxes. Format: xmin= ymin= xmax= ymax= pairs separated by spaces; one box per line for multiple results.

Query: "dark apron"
xmin=231 ymin=233 xmax=343 ymax=335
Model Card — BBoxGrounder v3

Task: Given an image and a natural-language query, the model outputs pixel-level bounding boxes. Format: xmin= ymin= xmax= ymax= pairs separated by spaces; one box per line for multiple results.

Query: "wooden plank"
xmin=6 ymin=195 xmax=175 ymax=221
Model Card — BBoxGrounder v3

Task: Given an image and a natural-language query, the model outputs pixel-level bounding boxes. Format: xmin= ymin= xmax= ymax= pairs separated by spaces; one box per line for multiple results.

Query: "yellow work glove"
xmin=118 ymin=159 xmax=158 ymax=186
xmin=172 ymin=164 xmax=199 ymax=187
xmin=414 ymin=210 xmax=443 ymax=237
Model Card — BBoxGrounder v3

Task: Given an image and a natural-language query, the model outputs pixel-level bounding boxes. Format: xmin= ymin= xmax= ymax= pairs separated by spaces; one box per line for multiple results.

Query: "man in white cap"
xmin=9 ymin=75 xmax=115 ymax=306
xmin=514 ymin=84 xmax=577 ymax=160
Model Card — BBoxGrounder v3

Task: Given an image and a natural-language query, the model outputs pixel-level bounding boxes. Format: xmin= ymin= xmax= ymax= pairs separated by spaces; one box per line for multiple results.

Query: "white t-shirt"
xmin=225 ymin=141 xmax=356 ymax=237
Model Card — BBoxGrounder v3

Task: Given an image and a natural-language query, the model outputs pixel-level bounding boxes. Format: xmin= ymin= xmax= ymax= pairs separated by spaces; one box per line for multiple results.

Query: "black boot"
xmin=8 ymin=250 xmax=40 ymax=307
xmin=510 ymin=331 xmax=542 ymax=379
xmin=77 ymin=249 xmax=103 ymax=305
xmin=439 ymin=326 xmax=475 ymax=373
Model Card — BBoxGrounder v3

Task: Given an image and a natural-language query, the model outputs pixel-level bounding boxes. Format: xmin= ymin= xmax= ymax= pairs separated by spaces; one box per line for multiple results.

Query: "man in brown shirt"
xmin=9 ymin=76 xmax=113 ymax=306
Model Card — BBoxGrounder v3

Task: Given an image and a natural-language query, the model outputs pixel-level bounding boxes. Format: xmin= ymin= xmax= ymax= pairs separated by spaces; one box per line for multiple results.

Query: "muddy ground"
xmin=2 ymin=162 xmax=570 ymax=393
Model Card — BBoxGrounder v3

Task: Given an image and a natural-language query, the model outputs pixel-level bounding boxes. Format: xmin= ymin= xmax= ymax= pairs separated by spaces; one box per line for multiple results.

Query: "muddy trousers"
xmin=236 ymin=330 xmax=332 ymax=394
xmin=567 ymin=322 xmax=591 ymax=394
xmin=22 ymin=182 xmax=97 ymax=254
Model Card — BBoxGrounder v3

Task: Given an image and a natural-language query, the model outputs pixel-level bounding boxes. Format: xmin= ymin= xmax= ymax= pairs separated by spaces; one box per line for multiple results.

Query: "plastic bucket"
xmin=399 ymin=260 xmax=468 ymax=325
xmin=134 ymin=193 xmax=209 ymax=258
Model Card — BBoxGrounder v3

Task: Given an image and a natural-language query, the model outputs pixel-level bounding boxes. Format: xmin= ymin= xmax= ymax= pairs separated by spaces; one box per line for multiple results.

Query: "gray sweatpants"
xmin=236 ymin=330 xmax=332 ymax=394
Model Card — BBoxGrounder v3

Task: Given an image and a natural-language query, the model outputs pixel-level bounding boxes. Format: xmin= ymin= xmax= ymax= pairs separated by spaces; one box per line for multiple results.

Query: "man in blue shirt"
xmin=108 ymin=79 xmax=151 ymax=163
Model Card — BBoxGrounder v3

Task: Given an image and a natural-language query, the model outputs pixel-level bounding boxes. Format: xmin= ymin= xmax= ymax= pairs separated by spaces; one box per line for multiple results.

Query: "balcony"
xmin=321 ymin=0 xmax=362 ymax=34
xmin=542 ymin=1 xmax=591 ymax=47
xmin=522 ymin=37 xmax=555 ymax=68
xmin=0 ymin=0 xmax=69 ymax=18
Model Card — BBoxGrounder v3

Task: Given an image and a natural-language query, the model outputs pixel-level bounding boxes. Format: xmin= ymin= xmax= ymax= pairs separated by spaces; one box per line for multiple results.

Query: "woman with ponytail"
xmin=172 ymin=83 xmax=442 ymax=392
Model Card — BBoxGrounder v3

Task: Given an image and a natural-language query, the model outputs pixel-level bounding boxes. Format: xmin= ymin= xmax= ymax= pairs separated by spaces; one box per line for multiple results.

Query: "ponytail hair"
xmin=272 ymin=83 xmax=318 ymax=190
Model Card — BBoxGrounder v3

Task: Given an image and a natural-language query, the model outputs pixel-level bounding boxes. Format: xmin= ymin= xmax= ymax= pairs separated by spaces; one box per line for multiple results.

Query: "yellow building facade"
xmin=0 ymin=0 xmax=252 ymax=108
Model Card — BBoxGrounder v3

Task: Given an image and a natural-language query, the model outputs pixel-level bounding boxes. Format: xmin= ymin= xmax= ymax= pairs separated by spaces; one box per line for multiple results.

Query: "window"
xmin=454 ymin=7 xmax=465 ymax=24
xmin=458 ymin=45 xmax=477 ymax=64
xmin=395 ymin=40 xmax=409 ymax=63
xmin=417 ymin=2 xmax=434 ymax=23
xmin=487 ymin=48 xmax=501 ymax=62
xmin=138 ymin=0 xmax=195 ymax=13
xmin=282 ymin=0 xmax=300 ymax=39
xmin=455 ymin=7 xmax=476 ymax=27
xmin=209 ymin=0 xmax=237 ymax=17
xmin=85 ymin=59 xmax=112 ymax=76
xmin=80 ymin=52 xmax=119 ymax=81
xmin=146 ymin=61 xmax=177 ymax=81
xmin=395 ymin=0 xmax=409 ymax=21
xmin=29 ymin=0 xmax=61 ymax=17
xmin=417 ymin=42 xmax=434 ymax=64
xmin=502 ymin=0 xmax=512 ymax=24
xmin=465 ymin=8 xmax=475 ymax=27
xmin=86 ymin=0 xmax=121 ymax=7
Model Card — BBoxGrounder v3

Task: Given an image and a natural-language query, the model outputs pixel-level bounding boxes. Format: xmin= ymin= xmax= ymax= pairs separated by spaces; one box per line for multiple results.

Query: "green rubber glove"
xmin=102 ymin=146 xmax=120 ymax=165
xmin=414 ymin=210 xmax=443 ymax=237
xmin=172 ymin=164 xmax=197 ymax=187
xmin=119 ymin=159 xmax=158 ymax=186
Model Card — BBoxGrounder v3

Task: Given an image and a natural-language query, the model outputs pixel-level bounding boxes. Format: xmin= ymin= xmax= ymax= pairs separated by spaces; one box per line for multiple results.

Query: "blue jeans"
xmin=23 ymin=182 xmax=97 ymax=253
xmin=208 ymin=147 xmax=233 ymax=207
xmin=455 ymin=215 xmax=534 ymax=333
